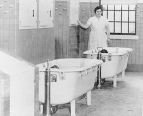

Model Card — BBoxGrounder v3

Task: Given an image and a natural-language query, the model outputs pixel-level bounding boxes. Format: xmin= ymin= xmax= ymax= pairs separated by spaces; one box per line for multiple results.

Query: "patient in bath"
xmin=50 ymin=65 xmax=60 ymax=69
xmin=100 ymin=49 xmax=108 ymax=53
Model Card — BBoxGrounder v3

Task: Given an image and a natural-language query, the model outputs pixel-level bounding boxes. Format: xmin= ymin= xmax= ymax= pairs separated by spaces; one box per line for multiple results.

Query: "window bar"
xmin=121 ymin=5 xmax=122 ymax=34
xmin=135 ymin=5 xmax=137 ymax=35
xmin=107 ymin=5 xmax=108 ymax=19
xmin=114 ymin=5 xmax=115 ymax=33
xmin=99 ymin=0 xmax=101 ymax=6
xmin=128 ymin=5 xmax=129 ymax=34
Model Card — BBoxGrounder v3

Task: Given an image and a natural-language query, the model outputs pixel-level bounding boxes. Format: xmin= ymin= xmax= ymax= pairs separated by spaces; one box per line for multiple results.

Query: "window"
xmin=102 ymin=5 xmax=136 ymax=35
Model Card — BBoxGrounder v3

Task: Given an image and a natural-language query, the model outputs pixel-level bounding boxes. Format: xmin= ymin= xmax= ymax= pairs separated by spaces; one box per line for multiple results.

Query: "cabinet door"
xmin=69 ymin=0 xmax=79 ymax=26
xmin=28 ymin=1 xmax=37 ymax=27
xmin=19 ymin=0 xmax=37 ymax=29
xmin=19 ymin=0 xmax=27 ymax=5
xmin=48 ymin=0 xmax=54 ymax=27
xmin=39 ymin=0 xmax=54 ymax=28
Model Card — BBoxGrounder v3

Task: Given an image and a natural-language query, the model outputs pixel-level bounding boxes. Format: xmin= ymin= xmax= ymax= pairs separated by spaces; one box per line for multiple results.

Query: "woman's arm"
xmin=77 ymin=20 xmax=90 ymax=29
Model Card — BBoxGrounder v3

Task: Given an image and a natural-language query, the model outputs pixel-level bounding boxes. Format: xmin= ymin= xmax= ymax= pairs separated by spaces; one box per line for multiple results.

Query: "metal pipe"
xmin=43 ymin=59 xmax=51 ymax=116
xmin=97 ymin=52 xmax=102 ymax=89
xmin=99 ymin=0 xmax=101 ymax=6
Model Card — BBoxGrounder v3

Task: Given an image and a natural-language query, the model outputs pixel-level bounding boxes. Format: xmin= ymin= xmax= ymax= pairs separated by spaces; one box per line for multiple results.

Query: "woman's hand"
xmin=77 ymin=20 xmax=90 ymax=29
xmin=77 ymin=20 xmax=81 ymax=26
xmin=107 ymin=38 xmax=110 ymax=45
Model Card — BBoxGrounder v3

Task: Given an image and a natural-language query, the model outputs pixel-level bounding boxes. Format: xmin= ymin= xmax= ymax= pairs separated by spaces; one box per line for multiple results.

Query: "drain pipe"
xmin=97 ymin=51 xmax=102 ymax=89
xmin=99 ymin=0 xmax=101 ymax=6
xmin=43 ymin=59 xmax=51 ymax=116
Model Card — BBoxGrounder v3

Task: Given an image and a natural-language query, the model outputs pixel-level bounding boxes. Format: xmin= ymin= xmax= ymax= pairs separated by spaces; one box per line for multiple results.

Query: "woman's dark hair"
xmin=94 ymin=6 xmax=103 ymax=13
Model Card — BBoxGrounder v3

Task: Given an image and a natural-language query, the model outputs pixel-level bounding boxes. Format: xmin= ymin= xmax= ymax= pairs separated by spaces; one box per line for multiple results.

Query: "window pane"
xmin=108 ymin=5 xmax=114 ymax=10
xmin=122 ymin=5 xmax=128 ymax=10
xmin=129 ymin=11 xmax=135 ymax=22
xmin=129 ymin=5 xmax=136 ymax=10
xmin=129 ymin=23 xmax=135 ymax=33
xmin=122 ymin=23 xmax=128 ymax=33
xmin=115 ymin=22 xmax=121 ymax=33
xmin=109 ymin=22 xmax=114 ymax=33
xmin=115 ymin=5 xmax=121 ymax=10
xmin=103 ymin=11 xmax=107 ymax=18
xmin=115 ymin=11 xmax=121 ymax=21
xmin=103 ymin=5 xmax=107 ymax=10
xmin=103 ymin=5 xmax=136 ymax=35
xmin=108 ymin=11 xmax=114 ymax=21
xmin=122 ymin=11 xmax=128 ymax=21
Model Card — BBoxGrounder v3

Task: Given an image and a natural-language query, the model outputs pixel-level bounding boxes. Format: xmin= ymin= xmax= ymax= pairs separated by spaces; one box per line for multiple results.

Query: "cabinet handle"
xmin=50 ymin=11 xmax=51 ymax=17
xmin=33 ymin=10 xmax=34 ymax=17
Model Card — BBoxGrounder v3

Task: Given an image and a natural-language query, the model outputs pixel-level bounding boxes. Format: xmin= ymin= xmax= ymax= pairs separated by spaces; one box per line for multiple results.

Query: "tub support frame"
xmin=70 ymin=90 xmax=92 ymax=116
xmin=97 ymin=52 xmax=102 ymax=89
xmin=113 ymin=75 xmax=117 ymax=87
xmin=70 ymin=100 xmax=76 ymax=116
xmin=121 ymin=70 xmax=125 ymax=81
xmin=87 ymin=91 xmax=91 ymax=106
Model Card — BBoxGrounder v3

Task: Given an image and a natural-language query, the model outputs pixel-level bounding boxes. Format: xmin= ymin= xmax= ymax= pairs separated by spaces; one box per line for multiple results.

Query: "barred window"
xmin=102 ymin=5 xmax=136 ymax=35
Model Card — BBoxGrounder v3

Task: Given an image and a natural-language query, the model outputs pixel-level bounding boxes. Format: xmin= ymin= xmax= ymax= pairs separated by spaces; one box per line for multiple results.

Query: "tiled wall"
xmin=0 ymin=0 xmax=143 ymax=71
xmin=0 ymin=0 xmax=55 ymax=64
xmin=69 ymin=2 xmax=143 ymax=72
xmin=16 ymin=28 xmax=55 ymax=64
xmin=15 ymin=0 xmax=55 ymax=64
xmin=54 ymin=1 xmax=69 ymax=58
xmin=0 ymin=0 xmax=16 ymax=54
xmin=109 ymin=3 xmax=143 ymax=72
xmin=68 ymin=2 xmax=99 ymax=58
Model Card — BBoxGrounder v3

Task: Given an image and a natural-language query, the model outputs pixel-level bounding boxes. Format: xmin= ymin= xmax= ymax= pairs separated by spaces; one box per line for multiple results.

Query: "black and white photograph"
xmin=0 ymin=0 xmax=143 ymax=116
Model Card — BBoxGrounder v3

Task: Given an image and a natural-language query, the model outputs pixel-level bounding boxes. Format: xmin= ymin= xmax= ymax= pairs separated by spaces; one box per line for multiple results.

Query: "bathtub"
xmin=83 ymin=47 xmax=133 ymax=87
xmin=37 ymin=58 xmax=102 ymax=116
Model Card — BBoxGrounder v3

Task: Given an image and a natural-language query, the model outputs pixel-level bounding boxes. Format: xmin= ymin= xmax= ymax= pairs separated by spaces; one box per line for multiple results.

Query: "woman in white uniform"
xmin=78 ymin=6 xmax=110 ymax=50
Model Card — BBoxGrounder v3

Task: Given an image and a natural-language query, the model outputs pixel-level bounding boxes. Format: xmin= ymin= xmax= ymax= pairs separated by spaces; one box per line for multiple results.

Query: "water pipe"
xmin=43 ymin=59 xmax=51 ymax=116
xmin=99 ymin=0 xmax=101 ymax=6
xmin=97 ymin=51 xmax=102 ymax=89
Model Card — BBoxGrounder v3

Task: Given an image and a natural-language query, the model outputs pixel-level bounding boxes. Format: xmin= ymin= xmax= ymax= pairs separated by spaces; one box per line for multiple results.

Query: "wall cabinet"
xmin=39 ymin=0 xmax=54 ymax=28
xmin=69 ymin=0 xmax=79 ymax=26
xmin=19 ymin=0 xmax=54 ymax=29
xmin=19 ymin=0 xmax=37 ymax=29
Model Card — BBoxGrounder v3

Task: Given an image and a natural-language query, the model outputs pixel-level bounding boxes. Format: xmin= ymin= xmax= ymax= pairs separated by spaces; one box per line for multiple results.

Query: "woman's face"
xmin=95 ymin=9 xmax=102 ymax=17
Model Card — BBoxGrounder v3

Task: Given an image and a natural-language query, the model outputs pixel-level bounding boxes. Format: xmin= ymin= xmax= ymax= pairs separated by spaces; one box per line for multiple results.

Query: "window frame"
xmin=102 ymin=5 xmax=136 ymax=35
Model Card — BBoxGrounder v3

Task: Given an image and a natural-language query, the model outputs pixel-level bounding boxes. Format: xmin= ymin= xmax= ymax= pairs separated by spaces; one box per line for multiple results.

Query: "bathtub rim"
xmin=38 ymin=58 xmax=103 ymax=72
xmin=83 ymin=47 xmax=133 ymax=56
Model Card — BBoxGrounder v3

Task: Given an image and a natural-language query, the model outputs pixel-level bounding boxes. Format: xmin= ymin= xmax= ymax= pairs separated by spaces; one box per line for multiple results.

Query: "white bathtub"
xmin=37 ymin=58 xmax=102 ymax=116
xmin=83 ymin=47 xmax=133 ymax=87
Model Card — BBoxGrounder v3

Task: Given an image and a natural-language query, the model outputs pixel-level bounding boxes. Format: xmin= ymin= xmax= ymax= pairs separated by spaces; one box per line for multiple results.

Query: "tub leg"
xmin=97 ymin=66 xmax=101 ymax=89
xmin=70 ymin=100 xmax=76 ymax=116
xmin=39 ymin=103 xmax=43 ymax=114
xmin=113 ymin=75 xmax=117 ymax=87
xmin=121 ymin=70 xmax=125 ymax=81
xmin=87 ymin=91 xmax=91 ymax=106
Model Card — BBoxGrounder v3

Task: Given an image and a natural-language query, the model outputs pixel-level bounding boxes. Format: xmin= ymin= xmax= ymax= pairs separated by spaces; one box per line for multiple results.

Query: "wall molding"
xmin=110 ymin=35 xmax=139 ymax=40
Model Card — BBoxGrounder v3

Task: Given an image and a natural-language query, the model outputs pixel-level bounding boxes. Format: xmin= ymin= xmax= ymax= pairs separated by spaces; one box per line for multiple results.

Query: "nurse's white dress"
xmin=87 ymin=16 xmax=109 ymax=50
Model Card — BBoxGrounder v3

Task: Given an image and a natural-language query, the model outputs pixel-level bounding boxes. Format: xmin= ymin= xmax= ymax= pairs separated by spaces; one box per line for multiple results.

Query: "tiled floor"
xmin=51 ymin=72 xmax=143 ymax=116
